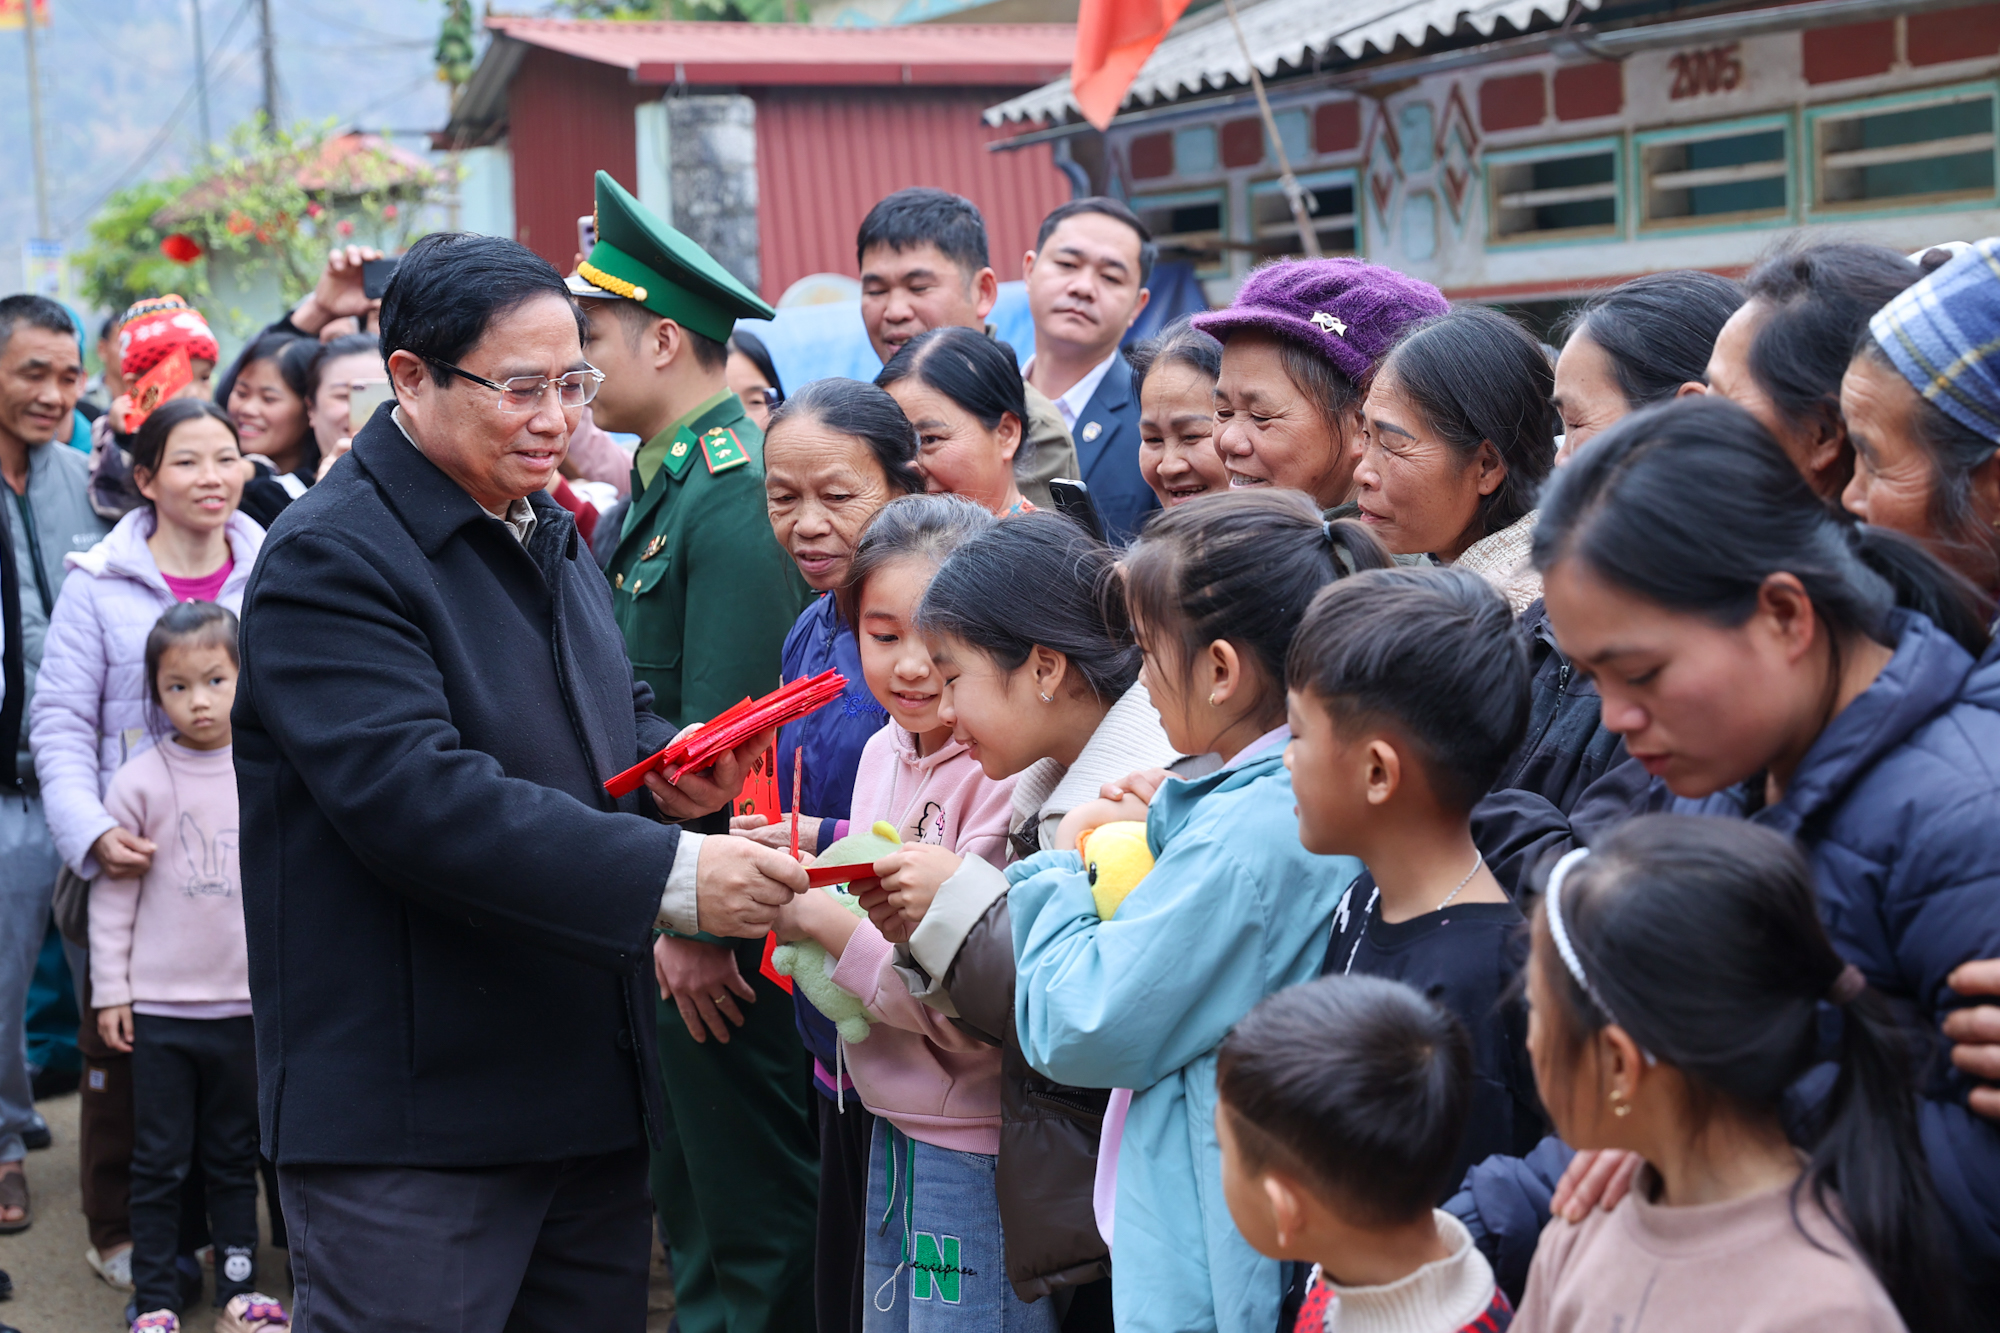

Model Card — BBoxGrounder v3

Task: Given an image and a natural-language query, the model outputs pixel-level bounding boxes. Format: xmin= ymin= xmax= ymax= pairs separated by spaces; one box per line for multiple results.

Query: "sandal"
xmin=0 ymin=1167 xmax=28 ymax=1234
xmin=215 ymin=1293 xmax=290 ymax=1333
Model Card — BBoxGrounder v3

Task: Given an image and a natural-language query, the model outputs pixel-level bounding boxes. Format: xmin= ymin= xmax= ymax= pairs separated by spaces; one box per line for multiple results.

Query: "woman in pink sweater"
xmin=776 ymin=494 xmax=1050 ymax=1333
xmin=91 ymin=603 xmax=288 ymax=1333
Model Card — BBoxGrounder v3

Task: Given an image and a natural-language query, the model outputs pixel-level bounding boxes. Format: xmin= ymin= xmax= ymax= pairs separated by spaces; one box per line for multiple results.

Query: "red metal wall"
xmin=753 ymin=87 xmax=1074 ymax=302
xmin=508 ymin=47 xmax=646 ymax=270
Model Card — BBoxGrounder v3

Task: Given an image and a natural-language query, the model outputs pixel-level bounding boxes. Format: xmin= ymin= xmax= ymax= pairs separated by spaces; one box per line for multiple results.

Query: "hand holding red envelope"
xmin=605 ymin=670 xmax=848 ymax=799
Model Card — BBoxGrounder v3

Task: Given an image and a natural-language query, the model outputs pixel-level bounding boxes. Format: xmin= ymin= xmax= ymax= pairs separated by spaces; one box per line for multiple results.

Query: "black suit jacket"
xmin=234 ymin=405 xmax=680 ymax=1167
xmin=1069 ymin=352 xmax=1157 ymax=545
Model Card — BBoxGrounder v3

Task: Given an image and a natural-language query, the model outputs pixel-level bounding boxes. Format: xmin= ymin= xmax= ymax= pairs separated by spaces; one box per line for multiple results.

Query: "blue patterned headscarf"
xmin=1869 ymin=237 xmax=2000 ymax=444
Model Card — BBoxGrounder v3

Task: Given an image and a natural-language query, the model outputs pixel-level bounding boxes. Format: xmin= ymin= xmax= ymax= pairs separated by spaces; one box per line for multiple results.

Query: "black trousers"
xmin=814 ymin=1092 xmax=874 ymax=1333
xmin=130 ymin=1014 xmax=260 ymax=1313
xmin=278 ymin=1142 xmax=653 ymax=1332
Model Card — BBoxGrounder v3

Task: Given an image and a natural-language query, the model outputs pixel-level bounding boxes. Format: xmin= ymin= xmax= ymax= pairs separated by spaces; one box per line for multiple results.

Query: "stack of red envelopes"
xmin=604 ymin=670 xmax=848 ymax=798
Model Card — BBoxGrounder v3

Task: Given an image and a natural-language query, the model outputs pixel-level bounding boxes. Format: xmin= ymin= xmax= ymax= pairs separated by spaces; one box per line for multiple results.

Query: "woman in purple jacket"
xmin=28 ymin=397 xmax=262 ymax=1293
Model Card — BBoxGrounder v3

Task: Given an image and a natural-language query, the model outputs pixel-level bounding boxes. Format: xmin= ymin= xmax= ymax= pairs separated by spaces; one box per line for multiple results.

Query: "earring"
xmin=1609 ymin=1090 xmax=1633 ymax=1118
xmin=1040 ymin=693 xmax=1053 ymax=703
xmin=1207 ymin=692 xmax=1218 ymax=706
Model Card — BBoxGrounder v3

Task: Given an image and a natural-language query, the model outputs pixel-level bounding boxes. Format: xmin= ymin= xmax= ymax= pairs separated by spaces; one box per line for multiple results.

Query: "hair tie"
xmin=1321 ymin=517 xmax=1358 ymax=577
xmin=1827 ymin=962 xmax=1866 ymax=1006
xmin=1544 ymin=848 xmax=1656 ymax=1065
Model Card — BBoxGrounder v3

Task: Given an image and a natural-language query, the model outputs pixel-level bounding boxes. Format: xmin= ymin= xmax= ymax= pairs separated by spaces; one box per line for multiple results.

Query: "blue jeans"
xmin=0 ymin=790 xmax=62 ymax=1163
xmin=862 ymin=1119 xmax=1057 ymax=1333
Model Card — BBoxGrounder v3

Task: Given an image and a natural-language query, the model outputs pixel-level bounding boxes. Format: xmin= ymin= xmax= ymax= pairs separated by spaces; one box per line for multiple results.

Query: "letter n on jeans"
xmin=912 ymin=1232 xmax=963 ymax=1304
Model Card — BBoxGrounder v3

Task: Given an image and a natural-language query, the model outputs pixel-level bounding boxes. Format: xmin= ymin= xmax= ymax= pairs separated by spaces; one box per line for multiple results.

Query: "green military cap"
xmin=567 ymin=170 xmax=775 ymax=342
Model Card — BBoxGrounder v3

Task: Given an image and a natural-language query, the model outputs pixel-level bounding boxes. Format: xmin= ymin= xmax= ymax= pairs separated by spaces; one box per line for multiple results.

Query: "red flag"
xmin=1071 ymin=0 xmax=1192 ymax=131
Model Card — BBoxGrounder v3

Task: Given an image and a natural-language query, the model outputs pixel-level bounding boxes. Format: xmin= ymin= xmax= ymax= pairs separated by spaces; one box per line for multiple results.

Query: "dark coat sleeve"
xmin=1475 ymin=755 xmax=1667 ymax=902
xmin=1444 ymin=1134 xmax=1575 ymax=1303
xmin=944 ymin=895 xmax=1012 ymax=1049
xmin=238 ymin=526 xmax=672 ymax=973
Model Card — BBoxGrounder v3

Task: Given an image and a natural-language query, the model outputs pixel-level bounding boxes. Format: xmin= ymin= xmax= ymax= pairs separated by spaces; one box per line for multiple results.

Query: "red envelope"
xmin=122 ymin=348 xmax=193 ymax=433
xmin=803 ymin=862 xmax=883 ymax=889
xmin=606 ymin=670 xmax=847 ymax=798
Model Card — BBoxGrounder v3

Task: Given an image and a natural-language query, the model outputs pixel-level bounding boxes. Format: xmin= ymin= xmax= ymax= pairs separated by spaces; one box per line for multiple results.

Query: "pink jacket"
xmin=29 ymin=506 xmax=263 ymax=878
xmin=89 ymin=739 xmax=249 ymax=1010
xmin=849 ymin=722 xmax=1016 ymax=867
xmin=831 ymin=724 xmax=1018 ymax=1153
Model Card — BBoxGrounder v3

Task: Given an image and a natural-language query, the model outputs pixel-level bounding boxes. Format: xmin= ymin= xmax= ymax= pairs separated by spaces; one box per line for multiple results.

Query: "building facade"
xmin=989 ymin=0 xmax=2000 ymax=305
xmin=442 ymin=18 xmax=1078 ymax=303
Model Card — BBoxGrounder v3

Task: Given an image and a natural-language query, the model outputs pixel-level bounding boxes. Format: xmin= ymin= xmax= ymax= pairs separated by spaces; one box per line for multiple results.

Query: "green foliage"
xmin=436 ymin=0 xmax=476 ymax=92
xmin=74 ymin=180 xmax=193 ymax=314
xmin=73 ymin=119 xmax=445 ymax=329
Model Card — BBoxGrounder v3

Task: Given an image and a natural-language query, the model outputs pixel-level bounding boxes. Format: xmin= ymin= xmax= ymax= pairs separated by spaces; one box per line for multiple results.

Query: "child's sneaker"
xmin=131 ymin=1312 xmax=179 ymax=1333
xmin=214 ymin=1293 xmax=290 ymax=1333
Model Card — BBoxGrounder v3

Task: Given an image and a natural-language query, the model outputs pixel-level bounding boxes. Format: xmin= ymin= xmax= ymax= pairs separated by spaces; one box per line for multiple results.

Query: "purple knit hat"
xmin=1192 ymin=258 xmax=1449 ymax=383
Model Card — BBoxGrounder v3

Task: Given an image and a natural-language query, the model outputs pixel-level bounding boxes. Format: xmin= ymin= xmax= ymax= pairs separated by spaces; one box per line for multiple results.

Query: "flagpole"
xmin=1219 ymin=0 xmax=1320 ymax=258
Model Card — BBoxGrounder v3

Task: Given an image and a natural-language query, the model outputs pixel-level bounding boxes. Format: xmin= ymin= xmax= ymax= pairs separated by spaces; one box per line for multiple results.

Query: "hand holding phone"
xmin=361 ymin=257 xmax=401 ymax=301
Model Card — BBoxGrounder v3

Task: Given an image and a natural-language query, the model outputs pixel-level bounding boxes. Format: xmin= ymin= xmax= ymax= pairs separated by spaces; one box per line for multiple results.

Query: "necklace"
xmin=1434 ymin=850 xmax=1485 ymax=912
xmin=1340 ymin=850 xmax=1485 ymax=976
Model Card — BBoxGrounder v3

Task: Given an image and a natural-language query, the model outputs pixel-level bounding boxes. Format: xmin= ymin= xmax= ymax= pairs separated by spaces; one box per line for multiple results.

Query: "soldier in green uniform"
xmin=569 ymin=171 xmax=816 ymax=1333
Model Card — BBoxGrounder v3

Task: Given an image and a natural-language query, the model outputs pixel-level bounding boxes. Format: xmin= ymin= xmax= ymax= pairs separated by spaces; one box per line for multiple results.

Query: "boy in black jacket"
xmin=1283 ymin=567 xmax=1547 ymax=1187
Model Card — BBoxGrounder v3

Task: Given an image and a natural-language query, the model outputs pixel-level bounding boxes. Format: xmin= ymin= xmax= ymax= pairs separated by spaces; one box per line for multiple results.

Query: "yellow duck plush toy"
xmin=1076 ymin=820 xmax=1155 ymax=920
xmin=770 ymin=821 xmax=903 ymax=1043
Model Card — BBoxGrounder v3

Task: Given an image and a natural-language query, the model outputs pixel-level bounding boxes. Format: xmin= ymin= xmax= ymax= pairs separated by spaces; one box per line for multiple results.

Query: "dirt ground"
xmin=0 ymin=1091 xmax=676 ymax=1331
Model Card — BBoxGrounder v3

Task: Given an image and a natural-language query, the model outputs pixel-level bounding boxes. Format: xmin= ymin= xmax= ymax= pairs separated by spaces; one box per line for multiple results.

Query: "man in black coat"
xmin=233 ymin=232 xmax=809 ymax=1331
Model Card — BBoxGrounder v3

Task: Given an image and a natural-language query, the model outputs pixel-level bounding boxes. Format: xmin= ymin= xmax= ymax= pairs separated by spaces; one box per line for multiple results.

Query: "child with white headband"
xmin=1513 ymin=816 xmax=1961 ymax=1333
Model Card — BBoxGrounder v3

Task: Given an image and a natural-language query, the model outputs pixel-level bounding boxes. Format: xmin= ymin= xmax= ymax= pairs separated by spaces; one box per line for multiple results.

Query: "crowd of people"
xmin=0 ymin=161 xmax=1996 ymax=1333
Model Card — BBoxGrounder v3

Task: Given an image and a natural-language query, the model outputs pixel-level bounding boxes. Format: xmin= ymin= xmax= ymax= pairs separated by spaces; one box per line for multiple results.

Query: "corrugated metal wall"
xmin=508 ymin=47 xmax=646 ymax=271
xmin=753 ymin=87 xmax=1074 ymax=301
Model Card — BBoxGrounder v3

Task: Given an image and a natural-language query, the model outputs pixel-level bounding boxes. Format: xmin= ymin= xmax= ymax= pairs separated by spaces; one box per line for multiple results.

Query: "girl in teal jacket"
xmin=1008 ymin=493 xmax=1384 ymax=1333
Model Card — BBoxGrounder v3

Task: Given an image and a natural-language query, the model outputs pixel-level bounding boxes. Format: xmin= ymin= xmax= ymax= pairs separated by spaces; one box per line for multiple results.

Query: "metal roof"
xmin=486 ymin=16 xmax=1074 ymax=86
xmin=984 ymin=0 xmax=1601 ymax=124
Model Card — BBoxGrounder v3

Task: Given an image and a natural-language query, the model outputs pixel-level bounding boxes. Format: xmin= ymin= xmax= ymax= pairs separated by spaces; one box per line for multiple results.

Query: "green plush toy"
xmin=770 ymin=820 xmax=903 ymax=1044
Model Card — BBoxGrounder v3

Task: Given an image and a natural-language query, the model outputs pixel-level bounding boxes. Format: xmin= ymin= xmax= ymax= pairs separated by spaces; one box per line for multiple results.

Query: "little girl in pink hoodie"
xmin=775 ymin=493 xmax=1051 ymax=1333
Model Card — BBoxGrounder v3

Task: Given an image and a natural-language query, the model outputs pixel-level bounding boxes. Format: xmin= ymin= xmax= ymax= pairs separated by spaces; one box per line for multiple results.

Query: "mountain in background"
xmin=0 ymin=0 xmax=510 ymax=312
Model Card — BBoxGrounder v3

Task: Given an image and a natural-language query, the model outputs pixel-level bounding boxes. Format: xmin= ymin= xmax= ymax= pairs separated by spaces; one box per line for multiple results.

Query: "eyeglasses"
xmin=425 ymin=357 xmax=605 ymax=412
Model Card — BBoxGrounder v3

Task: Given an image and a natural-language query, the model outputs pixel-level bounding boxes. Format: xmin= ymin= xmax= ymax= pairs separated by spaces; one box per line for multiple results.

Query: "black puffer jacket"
xmin=897 ymin=864 xmax=1109 ymax=1303
xmin=1472 ymin=597 xmax=1641 ymax=897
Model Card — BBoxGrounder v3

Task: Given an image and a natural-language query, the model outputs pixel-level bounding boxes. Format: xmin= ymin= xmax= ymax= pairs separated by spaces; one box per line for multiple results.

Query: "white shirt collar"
xmin=1023 ymin=350 xmax=1120 ymax=433
xmin=392 ymin=405 xmax=539 ymax=546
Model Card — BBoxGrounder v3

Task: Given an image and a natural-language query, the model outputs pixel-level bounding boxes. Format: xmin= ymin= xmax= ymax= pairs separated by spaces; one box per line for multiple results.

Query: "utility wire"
xmin=56 ymin=0 xmax=260 ymax=233
xmin=58 ymin=45 xmax=259 ymax=235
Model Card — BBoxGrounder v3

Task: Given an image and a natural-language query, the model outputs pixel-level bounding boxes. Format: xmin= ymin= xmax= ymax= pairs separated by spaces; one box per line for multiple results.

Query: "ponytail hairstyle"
xmin=215 ymin=329 xmax=317 ymax=409
xmin=916 ymin=509 xmax=1138 ymax=704
xmin=1121 ymin=489 xmax=1391 ymax=730
xmin=1374 ymin=305 xmax=1557 ymax=539
xmin=1738 ymin=241 xmax=1920 ymax=491
xmin=768 ymin=377 xmax=925 ymax=498
xmin=1533 ymin=815 xmax=1963 ymax=1332
xmin=304 ymin=332 xmax=384 ymax=402
xmin=1534 ymin=398 xmax=1991 ymax=664
xmin=144 ymin=601 xmax=240 ymax=714
xmin=876 ymin=325 xmax=1035 ymax=471
xmin=129 ymin=398 xmax=240 ymax=497
xmin=1130 ymin=315 xmax=1222 ymax=398
xmin=838 ymin=492 xmax=996 ymax=634
xmin=1556 ymin=270 xmax=1744 ymax=408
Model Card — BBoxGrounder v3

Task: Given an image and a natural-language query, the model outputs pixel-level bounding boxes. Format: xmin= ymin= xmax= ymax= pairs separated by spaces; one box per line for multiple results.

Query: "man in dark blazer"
xmin=233 ymin=232 xmax=809 ymax=1331
xmin=1021 ymin=198 xmax=1158 ymax=544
